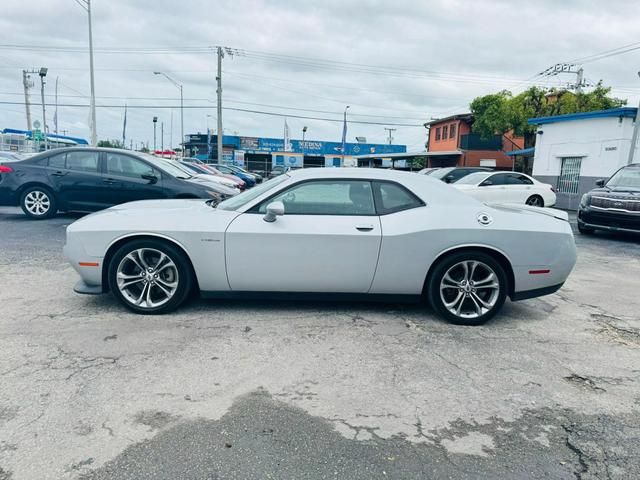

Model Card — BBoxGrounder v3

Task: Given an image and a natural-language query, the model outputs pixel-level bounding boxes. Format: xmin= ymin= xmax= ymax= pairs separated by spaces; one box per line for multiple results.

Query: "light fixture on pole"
xmin=154 ymin=71 xmax=184 ymax=156
xmin=152 ymin=116 xmax=158 ymax=151
xmin=302 ymin=126 xmax=308 ymax=156
xmin=39 ymin=68 xmax=48 ymax=151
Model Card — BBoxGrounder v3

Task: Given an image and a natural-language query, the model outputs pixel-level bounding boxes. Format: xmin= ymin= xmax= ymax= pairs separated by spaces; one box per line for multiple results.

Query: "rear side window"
xmin=48 ymin=154 xmax=66 ymax=169
xmin=373 ymin=181 xmax=423 ymax=215
xmin=65 ymin=151 xmax=99 ymax=172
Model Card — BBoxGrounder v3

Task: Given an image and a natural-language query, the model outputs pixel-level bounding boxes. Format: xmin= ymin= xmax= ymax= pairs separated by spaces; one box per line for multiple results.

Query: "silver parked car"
xmin=63 ymin=168 xmax=576 ymax=325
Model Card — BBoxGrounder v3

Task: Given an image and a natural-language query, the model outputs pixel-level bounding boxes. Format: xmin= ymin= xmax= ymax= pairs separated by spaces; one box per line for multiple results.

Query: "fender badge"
xmin=477 ymin=212 xmax=493 ymax=226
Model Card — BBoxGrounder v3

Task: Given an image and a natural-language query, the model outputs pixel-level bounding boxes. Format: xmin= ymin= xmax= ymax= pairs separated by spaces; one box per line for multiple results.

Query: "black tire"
xmin=525 ymin=195 xmax=544 ymax=207
xmin=427 ymin=251 xmax=508 ymax=326
xmin=20 ymin=186 xmax=57 ymax=219
xmin=108 ymin=238 xmax=194 ymax=314
xmin=577 ymin=223 xmax=595 ymax=235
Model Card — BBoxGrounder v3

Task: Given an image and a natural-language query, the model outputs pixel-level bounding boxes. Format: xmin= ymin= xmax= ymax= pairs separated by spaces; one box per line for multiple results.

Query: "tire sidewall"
xmin=20 ymin=186 xmax=57 ymax=219
xmin=428 ymin=251 xmax=508 ymax=326
xmin=108 ymin=239 xmax=194 ymax=314
xmin=526 ymin=195 xmax=544 ymax=207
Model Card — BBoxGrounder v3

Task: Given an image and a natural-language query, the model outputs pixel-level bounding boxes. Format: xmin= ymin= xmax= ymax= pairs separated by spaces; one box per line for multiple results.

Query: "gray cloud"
xmin=1 ymin=0 xmax=638 ymax=150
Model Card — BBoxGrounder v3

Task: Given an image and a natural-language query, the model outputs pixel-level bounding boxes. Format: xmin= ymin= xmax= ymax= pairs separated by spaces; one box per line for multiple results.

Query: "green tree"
xmin=97 ymin=139 xmax=124 ymax=148
xmin=470 ymin=83 xmax=626 ymax=148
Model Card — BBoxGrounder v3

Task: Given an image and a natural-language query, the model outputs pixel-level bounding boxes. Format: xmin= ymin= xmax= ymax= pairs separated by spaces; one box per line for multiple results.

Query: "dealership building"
xmin=530 ymin=107 xmax=639 ymax=209
xmin=183 ymin=133 xmax=406 ymax=172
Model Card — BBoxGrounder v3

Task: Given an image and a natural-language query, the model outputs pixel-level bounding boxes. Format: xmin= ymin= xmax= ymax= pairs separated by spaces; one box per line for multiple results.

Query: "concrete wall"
xmin=532 ymin=114 xmax=640 ymax=209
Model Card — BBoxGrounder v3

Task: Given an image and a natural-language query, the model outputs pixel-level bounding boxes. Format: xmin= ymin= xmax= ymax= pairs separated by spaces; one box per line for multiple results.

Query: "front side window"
xmin=257 ymin=180 xmax=375 ymax=216
xmin=65 ymin=151 xmax=99 ymax=172
xmin=484 ymin=173 xmax=509 ymax=186
xmin=373 ymin=181 xmax=423 ymax=214
xmin=106 ymin=153 xmax=155 ymax=178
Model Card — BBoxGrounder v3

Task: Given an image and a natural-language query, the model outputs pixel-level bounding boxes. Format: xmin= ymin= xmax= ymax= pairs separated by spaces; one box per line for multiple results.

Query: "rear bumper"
xmin=578 ymin=206 xmax=640 ymax=233
xmin=0 ymin=187 xmax=18 ymax=206
xmin=511 ymin=282 xmax=564 ymax=301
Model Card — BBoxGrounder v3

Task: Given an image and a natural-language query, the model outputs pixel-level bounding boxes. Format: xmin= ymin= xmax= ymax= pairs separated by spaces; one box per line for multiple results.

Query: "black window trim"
xmin=247 ymin=177 xmax=425 ymax=217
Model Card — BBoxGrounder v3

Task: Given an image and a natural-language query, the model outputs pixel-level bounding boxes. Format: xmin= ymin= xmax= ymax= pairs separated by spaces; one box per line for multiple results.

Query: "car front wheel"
xmin=20 ymin=186 xmax=57 ymax=219
xmin=428 ymin=251 xmax=508 ymax=325
xmin=108 ymin=239 xmax=194 ymax=314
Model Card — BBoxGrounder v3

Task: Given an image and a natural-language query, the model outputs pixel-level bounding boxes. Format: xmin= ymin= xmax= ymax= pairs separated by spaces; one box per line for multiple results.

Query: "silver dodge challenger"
xmin=64 ymin=168 xmax=577 ymax=325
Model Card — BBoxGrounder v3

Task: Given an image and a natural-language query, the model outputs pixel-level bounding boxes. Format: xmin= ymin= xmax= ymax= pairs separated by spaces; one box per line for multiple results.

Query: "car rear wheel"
xmin=20 ymin=186 xmax=57 ymax=219
xmin=108 ymin=239 xmax=194 ymax=314
xmin=525 ymin=195 xmax=544 ymax=207
xmin=428 ymin=251 xmax=508 ymax=326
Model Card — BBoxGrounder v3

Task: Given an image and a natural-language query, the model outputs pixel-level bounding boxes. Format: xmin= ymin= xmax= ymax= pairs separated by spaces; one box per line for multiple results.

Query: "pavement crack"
xmin=562 ymin=424 xmax=590 ymax=480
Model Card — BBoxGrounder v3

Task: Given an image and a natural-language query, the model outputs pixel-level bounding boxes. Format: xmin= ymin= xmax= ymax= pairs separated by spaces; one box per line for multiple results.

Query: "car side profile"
xmin=453 ymin=171 xmax=556 ymax=207
xmin=0 ymin=148 xmax=225 ymax=219
xmin=425 ymin=166 xmax=493 ymax=183
xmin=64 ymin=168 xmax=576 ymax=325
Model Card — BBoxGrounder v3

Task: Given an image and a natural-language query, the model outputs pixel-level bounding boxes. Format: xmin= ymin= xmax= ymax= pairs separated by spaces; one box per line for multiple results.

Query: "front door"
xmin=102 ymin=152 xmax=167 ymax=206
xmin=225 ymin=180 xmax=382 ymax=293
xmin=475 ymin=172 xmax=511 ymax=203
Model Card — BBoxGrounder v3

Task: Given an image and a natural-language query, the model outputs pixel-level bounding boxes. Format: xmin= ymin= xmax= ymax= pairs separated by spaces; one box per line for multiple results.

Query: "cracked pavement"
xmin=1 ymin=206 xmax=639 ymax=479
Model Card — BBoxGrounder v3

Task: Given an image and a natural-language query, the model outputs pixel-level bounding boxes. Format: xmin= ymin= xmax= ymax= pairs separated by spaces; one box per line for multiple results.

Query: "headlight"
xmin=580 ymin=194 xmax=590 ymax=207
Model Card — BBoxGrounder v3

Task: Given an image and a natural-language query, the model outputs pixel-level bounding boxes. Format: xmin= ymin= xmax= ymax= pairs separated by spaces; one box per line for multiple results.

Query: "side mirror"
xmin=141 ymin=173 xmax=158 ymax=184
xmin=480 ymin=180 xmax=493 ymax=186
xmin=263 ymin=201 xmax=285 ymax=223
xmin=595 ymin=179 xmax=605 ymax=187
xmin=444 ymin=175 xmax=454 ymax=183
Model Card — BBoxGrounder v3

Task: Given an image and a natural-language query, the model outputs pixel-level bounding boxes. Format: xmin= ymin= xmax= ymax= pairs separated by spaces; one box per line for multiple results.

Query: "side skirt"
xmin=200 ymin=291 xmax=423 ymax=304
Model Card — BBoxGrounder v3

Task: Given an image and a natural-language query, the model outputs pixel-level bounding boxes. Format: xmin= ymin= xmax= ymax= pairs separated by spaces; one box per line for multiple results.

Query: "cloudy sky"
xmin=1 ymin=0 xmax=639 ymax=151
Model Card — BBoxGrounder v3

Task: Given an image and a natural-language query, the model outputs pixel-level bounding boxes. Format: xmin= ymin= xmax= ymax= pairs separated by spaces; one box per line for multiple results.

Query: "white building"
xmin=530 ymin=107 xmax=639 ymax=209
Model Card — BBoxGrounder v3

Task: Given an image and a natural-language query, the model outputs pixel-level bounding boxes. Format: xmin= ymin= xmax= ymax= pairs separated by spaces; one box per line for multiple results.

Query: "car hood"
xmin=67 ymin=199 xmax=240 ymax=234
xmin=587 ymin=187 xmax=640 ymax=197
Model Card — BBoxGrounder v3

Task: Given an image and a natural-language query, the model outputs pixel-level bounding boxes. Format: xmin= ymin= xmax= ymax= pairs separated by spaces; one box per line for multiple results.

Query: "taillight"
xmin=0 ymin=165 xmax=13 ymax=173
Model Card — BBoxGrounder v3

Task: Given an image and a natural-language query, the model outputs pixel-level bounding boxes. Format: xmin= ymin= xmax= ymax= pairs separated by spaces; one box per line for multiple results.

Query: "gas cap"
xmin=477 ymin=212 xmax=493 ymax=226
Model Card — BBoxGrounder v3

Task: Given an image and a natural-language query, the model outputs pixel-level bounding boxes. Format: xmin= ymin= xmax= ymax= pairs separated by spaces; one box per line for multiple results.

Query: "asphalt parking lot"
xmin=1 ymin=206 xmax=639 ymax=480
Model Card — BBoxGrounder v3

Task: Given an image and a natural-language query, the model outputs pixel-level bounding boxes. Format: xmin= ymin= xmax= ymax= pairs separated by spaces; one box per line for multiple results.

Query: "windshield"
xmin=217 ymin=174 xmax=289 ymax=211
xmin=455 ymin=172 xmax=492 ymax=185
xmin=606 ymin=167 xmax=640 ymax=190
xmin=139 ymin=154 xmax=193 ymax=179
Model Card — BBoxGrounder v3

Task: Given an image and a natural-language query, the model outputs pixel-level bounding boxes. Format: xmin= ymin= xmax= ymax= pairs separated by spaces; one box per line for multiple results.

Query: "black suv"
xmin=578 ymin=163 xmax=640 ymax=234
xmin=0 ymin=147 xmax=223 ymax=219
xmin=426 ymin=166 xmax=493 ymax=184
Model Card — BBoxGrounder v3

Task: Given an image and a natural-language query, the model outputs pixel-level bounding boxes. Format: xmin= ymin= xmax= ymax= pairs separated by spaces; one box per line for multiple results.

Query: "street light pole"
xmin=216 ymin=47 xmax=224 ymax=164
xmin=39 ymin=68 xmax=48 ymax=151
xmin=153 ymin=116 xmax=157 ymax=151
xmin=627 ymin=71 xmax=640 ymax=165
xmin=341 ymin=106 xmax=350 ymax=167
xmin=153 ymin=71 xmax=184 ymax=156
xmin=302 ymin=126 xmax=307 ymax=157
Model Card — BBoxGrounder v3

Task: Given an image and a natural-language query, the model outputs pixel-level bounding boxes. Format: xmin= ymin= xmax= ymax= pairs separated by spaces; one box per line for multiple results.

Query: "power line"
xmin=0 ymin=100 xmax=424 ymax=126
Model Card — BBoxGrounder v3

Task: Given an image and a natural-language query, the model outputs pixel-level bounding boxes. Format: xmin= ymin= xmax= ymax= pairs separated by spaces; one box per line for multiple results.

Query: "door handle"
xmin=50 ymin=170 xmax=67 ymax=177
xmin=355 ymin=225 xmax=374 ymax=232
xmin=103 ymin=178 xmax=116 ymax=185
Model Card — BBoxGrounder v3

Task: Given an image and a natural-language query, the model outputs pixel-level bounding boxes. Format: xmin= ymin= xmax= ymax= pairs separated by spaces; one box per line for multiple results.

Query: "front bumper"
xmin=74 ymin=279 xmax=104 ymax=295
xmin=578 ymin=206 xmax=640 ymax=233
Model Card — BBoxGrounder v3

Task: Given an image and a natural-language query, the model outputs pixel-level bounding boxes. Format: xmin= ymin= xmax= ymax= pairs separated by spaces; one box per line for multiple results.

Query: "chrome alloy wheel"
xmin=116 ymin=248 xmax=179 ymax=309
xmin=24 ymin=190 xmax=51 ymax=216
xmin=439 ymin=260 xmax=500 ymax=319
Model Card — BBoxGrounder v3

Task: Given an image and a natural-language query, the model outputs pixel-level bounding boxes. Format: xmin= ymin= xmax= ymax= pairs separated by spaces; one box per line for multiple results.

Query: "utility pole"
xmin=22 ymin=70 xmax=33 ymax=131
xmin=54 ymin=76 xmax=59 ymax=134
xmin=384 ymin=127 xmax=396 ymax=145
xmin=39 ymin=68 xmax=48 ymax=151
xmin=87 ymin=0 xmax=97 ymax=146
xmin=627 ymin=71 xmax=640 ymax=165
xmin=216 ymin=46 xmax=224 ymax=163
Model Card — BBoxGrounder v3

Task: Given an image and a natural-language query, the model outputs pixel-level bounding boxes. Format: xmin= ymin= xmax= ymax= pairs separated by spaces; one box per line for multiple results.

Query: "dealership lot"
xmin=1 ymin=206 xmax=639 ymax=479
